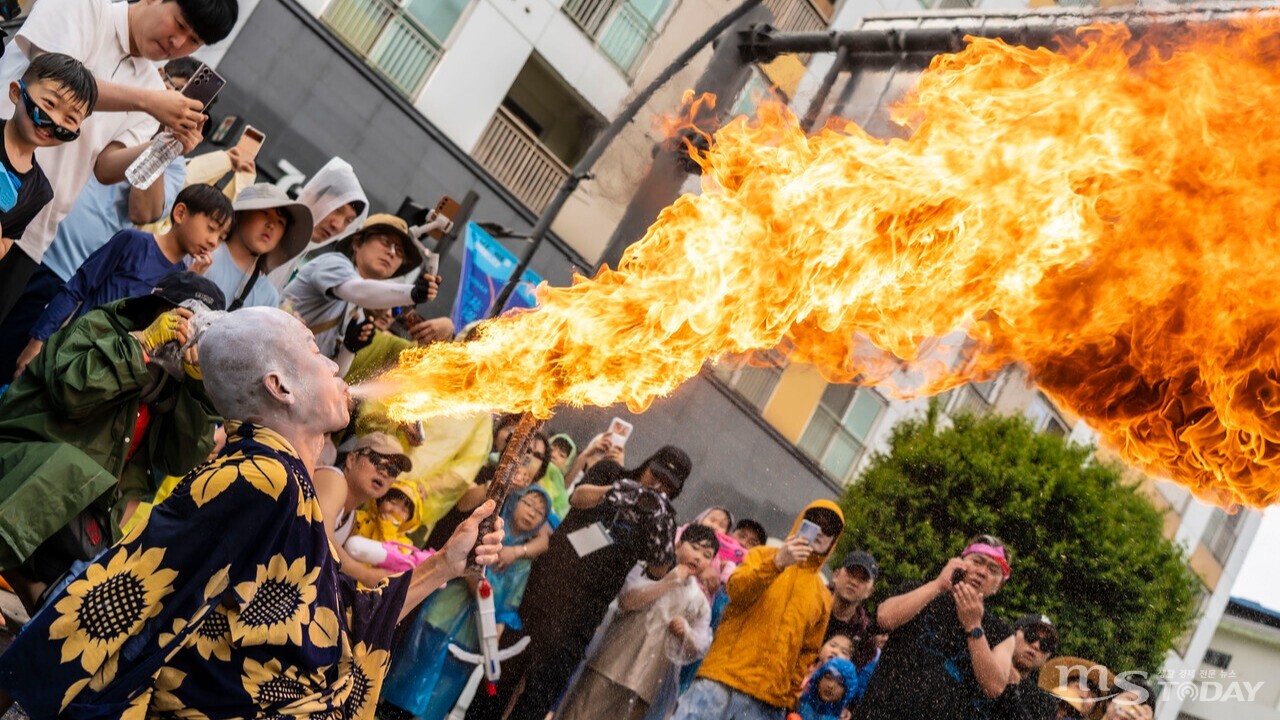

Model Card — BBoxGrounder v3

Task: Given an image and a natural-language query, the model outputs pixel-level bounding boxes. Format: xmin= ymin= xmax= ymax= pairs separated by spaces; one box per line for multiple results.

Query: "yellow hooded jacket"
xmin=697 ymin=499 xmax=843 ymax=709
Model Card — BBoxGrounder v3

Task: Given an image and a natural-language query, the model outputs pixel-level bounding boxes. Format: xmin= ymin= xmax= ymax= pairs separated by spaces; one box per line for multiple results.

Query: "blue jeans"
xmin=671 ymin=679 xmax=786 ymax=720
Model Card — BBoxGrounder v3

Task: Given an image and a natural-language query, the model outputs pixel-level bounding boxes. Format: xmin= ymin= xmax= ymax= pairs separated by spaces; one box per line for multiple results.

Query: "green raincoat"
xmin=0 ymin=300 xmax=219 ymax=570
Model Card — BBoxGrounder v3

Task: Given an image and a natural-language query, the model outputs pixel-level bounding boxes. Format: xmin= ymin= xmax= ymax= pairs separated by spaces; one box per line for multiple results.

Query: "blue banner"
xmin=450 ymin=222 xmax=543 ymax=331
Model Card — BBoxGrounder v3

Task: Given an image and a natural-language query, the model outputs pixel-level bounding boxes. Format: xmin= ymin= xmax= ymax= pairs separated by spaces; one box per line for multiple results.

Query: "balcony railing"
xmin=562 ymin=0 xmax=659 ymax=77
xmin=762 ymin=0 xmax=829 ymax=34
xmin=322 ymin=0 xmax=442 ymax=98
xmin=473 ymin=106 xmax=571 ymax=214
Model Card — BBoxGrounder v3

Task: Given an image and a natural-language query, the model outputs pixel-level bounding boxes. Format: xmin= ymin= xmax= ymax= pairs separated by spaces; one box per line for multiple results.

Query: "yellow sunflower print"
xmin=229 ymin=555 xmax=319 ymax=647
xmin=48 ymin=547 xmax=178 ymax=686
xmin=242 ymin=657 xmax=333 ymax=714
xmin=342 ymin=641 xmax=391 ymax=720
xmin=189 ymin=452 xmax=290 ymax=506
xmin=160 ymin=603 xmax=234 ymax=663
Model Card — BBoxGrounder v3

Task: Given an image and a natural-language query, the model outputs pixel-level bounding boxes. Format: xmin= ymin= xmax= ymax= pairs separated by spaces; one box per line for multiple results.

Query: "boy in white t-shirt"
xmin=0 ymin=0 xmax=239 ymax=321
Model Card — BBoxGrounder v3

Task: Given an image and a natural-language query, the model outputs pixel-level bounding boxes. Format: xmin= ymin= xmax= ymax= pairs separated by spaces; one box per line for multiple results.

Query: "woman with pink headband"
xmin=851 ymin=534 xmax=1017 ymax=720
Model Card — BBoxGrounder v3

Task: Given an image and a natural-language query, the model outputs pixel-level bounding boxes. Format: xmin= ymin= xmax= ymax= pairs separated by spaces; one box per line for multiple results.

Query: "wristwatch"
xmin=967 ymin=626 xmax=985 ymax=640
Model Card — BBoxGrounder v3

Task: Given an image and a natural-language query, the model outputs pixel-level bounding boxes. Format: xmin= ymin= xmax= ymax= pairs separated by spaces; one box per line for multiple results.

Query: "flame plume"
xmin=380 ymin=17 xmax=1280 ymax=507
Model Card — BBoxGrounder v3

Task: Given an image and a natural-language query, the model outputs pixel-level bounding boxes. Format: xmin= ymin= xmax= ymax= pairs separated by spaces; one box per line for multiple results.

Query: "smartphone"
xmin=951 ymin=568 xmax=967 ymax=586
xmin=797 ymin=519 xmax=821 ymax=544
xmin=605 ymin=417 xmax=634 ymax=449
xmin=233 ymin=126 xmax=265 ymax=162
xmin=180 ymin=63 xmax=225 ymax=110
xmin=429 ymin=195 xmax=463 ymax=240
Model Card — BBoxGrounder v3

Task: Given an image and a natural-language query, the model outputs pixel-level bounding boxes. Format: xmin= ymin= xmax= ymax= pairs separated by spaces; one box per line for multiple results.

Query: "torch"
xmin=467 ymin=411 xmax=540 ymax=573
xmin=452 ymin=410 xmax=539 ymax=695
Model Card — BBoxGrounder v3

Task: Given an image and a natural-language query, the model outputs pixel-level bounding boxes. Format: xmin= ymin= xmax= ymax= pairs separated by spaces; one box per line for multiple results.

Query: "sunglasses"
xmin=360 ymin=449 xmax=403 ymax=476
xmin=17 ymin=80 xmax=80 ymax=142
xmin=1023 ymin=627 xmax=1058 ymax=655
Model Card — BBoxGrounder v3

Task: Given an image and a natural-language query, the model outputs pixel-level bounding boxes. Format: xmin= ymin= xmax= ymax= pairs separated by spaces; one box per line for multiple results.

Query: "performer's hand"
xmin=440 ymin=500 xmax=505 ymax=578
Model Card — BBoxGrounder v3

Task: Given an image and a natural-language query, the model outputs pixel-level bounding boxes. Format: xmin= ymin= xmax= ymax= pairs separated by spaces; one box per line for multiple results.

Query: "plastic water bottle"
xmin=125 ymin=131 xmax=183 ymax=189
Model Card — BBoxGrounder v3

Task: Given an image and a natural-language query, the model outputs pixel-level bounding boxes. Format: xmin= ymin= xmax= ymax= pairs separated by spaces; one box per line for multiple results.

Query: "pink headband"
xmin=962 ymin=543 xmax=1011 ymax=578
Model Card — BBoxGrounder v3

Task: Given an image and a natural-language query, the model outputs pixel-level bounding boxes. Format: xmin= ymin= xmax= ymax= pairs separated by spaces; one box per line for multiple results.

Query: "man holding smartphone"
xmin=0 ymin=0 xmax=239 ymax=321
xmin=853 ymin=534 xmax=1016 ymax=720
xmin=674 ymin=501 xmax=845 ymax=720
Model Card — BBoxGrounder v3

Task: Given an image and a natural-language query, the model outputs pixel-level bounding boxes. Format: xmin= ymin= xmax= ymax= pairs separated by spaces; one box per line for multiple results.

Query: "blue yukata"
xmin=0 ymin=423 xmax=411 ymax=718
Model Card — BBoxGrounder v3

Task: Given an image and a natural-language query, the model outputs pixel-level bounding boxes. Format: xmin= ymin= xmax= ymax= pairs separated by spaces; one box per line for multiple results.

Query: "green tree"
xmin=833 ymin=403 xmax=1201 ymax=673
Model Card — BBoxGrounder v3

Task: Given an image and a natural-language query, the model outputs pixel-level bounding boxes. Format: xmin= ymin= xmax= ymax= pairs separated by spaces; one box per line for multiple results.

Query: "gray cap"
xmin=842 ymin=551 xmax=879 ymax=580
xmin=232 ymin=184 xmax=314 ymax=274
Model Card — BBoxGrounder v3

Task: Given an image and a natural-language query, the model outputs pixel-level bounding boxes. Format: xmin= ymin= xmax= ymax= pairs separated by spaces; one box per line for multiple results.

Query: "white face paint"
xmin=277 ymin=318 xmax=351 ymax=434
xmin=201 ymin=308 xmax=351 ymax=435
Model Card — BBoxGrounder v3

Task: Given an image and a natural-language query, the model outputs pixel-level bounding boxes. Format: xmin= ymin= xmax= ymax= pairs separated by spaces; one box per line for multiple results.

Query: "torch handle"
xmin=467 ymin=412 xmax=540 ymax=573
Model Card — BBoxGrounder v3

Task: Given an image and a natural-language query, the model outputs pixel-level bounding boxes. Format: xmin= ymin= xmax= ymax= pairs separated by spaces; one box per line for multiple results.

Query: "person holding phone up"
xmin=281 ymin=212 xmax=446 ymax=363
xmin=851 ymin=535 xmax=1017 ymax=720
xmin=674 ymin=501 xmax=846 ymax=720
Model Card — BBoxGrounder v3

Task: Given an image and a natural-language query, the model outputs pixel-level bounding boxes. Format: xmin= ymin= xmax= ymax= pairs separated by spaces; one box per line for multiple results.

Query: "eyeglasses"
xmin=516 ymin=495 xmax=548 ymax=517
xmin=1023 ymin=627 xmax=1058 ymax=655
xmin=370 ymin=233 xmax=403 ymax=257
xmin=360 ymin=449 xmax=402 ymax=476
xmin=17 ymin=80 xmax=80 ymax=142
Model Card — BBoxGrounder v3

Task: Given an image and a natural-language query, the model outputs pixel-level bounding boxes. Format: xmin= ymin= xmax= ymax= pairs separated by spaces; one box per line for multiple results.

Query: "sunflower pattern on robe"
xmin=0 ymin=423 xmax=410 ymax=719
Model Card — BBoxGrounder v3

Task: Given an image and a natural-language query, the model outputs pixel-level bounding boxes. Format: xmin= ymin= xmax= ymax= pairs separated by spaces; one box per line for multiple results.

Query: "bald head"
xmin=201 ymin=307 xmax=307 ymax=422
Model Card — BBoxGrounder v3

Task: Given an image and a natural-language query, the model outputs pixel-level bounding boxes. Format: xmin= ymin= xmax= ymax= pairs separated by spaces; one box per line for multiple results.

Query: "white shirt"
xmin=0 ymin=0 xmax=163 ymax=262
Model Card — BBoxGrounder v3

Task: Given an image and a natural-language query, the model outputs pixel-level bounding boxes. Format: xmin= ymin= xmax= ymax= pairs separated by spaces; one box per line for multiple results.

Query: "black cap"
xmin=842 ymin=551 xmax=879 ymax=580
xmin=644 ymin=445 xmax=692 ymax=498
xmin=1015 ymin=613 xmax=1057 ymax=635
xmin=122 ymin=271 xmax=226 ymax=323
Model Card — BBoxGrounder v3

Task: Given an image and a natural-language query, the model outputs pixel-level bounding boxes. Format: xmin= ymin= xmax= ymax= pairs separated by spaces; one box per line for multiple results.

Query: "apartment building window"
xmin=946 ymin=373 xmax=1003 ymax=417
xmin=562 ymin=0 xmax=672 ymax=76
xmin=1200 ymin=507 xmax=1246 ymax=564
xmin=321 ymin=0 xmax=459 ymax=97
xmin=712 ymin=352 xmax=786 ymax=412
xmin=1025 ymin=393 xmax=1069 ymax=437
xmin=1202 ymin=648 xmax=1232 ymax=670
xmin=798 ymin=384 xmax=887 ymax=483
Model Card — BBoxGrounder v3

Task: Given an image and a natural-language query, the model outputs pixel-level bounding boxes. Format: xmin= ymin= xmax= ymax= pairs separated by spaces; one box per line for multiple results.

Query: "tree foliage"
xmin=832 ymin=404 xmax=1201 ymax=673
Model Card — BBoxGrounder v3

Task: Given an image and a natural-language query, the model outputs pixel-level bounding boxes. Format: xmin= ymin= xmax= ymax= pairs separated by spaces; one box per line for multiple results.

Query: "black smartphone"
xmin=181 ymin=64 xmax=226 ymax=110
xmin=951 ymin=568 xmax=966 ymax=585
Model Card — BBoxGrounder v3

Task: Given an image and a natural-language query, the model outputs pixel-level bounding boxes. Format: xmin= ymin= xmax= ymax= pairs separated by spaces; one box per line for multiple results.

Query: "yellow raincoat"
xmin=697 ymin=499 xmax=843 ymax=709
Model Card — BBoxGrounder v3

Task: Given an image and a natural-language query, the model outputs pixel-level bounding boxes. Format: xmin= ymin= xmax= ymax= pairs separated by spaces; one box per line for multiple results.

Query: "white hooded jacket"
xmin=267 ymin=157 xmax=369 ymax=290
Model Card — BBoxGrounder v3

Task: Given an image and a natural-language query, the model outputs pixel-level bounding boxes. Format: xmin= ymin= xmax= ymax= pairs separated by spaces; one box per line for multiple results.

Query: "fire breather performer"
xmin=0 ymin=307 xmax=505 ymax=718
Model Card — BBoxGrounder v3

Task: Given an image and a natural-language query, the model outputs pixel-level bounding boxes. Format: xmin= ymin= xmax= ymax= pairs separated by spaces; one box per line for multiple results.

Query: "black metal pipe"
xmin=741 ymin=8 xmax=1253 ymax=63
xmin=801 ymin=43 xmax=849 ymax=132
xmin=487 ymin=0 xmax=766 ymax=319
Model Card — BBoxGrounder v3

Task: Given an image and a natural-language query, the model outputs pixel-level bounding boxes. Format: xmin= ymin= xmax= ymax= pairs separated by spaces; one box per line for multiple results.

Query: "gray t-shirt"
xmin=202 ymin=243 xmax=280 ymax=310
xmin=282 ymin=252 xmax=360 ymax=357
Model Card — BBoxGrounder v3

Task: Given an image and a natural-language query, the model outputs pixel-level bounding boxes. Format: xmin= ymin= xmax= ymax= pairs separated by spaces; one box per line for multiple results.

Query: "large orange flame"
xmin=379 ymin=16 xmax=1280 ymax=507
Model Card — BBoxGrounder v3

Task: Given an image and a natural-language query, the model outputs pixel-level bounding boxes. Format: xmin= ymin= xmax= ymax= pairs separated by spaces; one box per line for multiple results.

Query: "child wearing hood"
xmin=674 ymin=501 xmax=845 ymax=720
xmin=380 ymin=485 xmax=555 ymax=720
xmin=344 ymin=479 xmax=432 ymax=573
xmin=557 ymin=523 xmax=719 ymax=720
xmin=790 ymin=658 xmax=860 ymax=720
